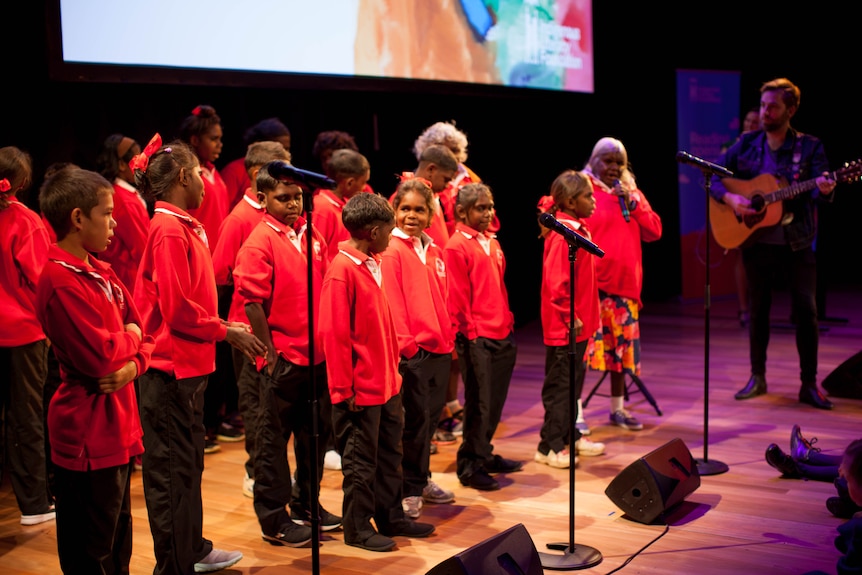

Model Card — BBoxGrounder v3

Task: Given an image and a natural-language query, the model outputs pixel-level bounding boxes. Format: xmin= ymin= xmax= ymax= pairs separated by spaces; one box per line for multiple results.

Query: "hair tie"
xmin=0 ymin=179 xmax=10 ymax=193
xmin=129 ymin=133 xmax=163 ymax=174
xmin=192 ymin=106 xmax=202 ymax=116
xmin=397 ymin=172 xmax=432 ymax=189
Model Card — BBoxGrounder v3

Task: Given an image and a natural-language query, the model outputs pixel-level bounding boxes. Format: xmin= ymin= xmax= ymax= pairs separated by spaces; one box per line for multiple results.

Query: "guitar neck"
xmin=767 ymin=171 xmax=833 ymax=203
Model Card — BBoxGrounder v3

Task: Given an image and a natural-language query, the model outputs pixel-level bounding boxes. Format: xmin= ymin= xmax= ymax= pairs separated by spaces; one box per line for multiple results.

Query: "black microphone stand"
xmin=539 ymin=239 xmax=602 ymax=571
xmin=692 ymin=165 xmax=729 ymax=476
xmin=297 ymin=183 xmax=322 ymax=573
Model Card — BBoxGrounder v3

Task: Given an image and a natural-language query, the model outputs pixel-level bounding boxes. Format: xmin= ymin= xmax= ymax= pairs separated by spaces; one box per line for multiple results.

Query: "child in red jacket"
xmin=36 ymin=166 xmax=154 ymax=574
xmin=535 ymin=170 xmax=606 ymax=470
xmin=0 ymin=146 xmax=54 ymax=526
xmin=444 ymin=183 xmax=523 ymax=491
xmin=382 ymin=177 xmax=456 ymax=520
xmin=132 ymin=135 xmax=265 ymax=574
xmin=319 ymin=192 xmax=435 ymax=552
xmin=233 ymin=161 xmax=342 ymax=546
xmin=212 ymin=140 xmax=291 ymax=488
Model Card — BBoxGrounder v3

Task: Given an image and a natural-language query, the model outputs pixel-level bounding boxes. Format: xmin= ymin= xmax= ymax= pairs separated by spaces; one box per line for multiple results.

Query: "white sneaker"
xmin=575 ymin=437 xmax=605 ymax=457
xmin=534 ymin=448 xmax=577 ymax=469
xmin=194 ymin=549 xmax=242 ymax=573
xmin=242 ymin=473 xmax=254 ymax=498
xmin=402 ymin=495 xmax=423 ymax=519
xmin=323 ymin=450 xmax=342 ymax=471
xmin=20 ymin=508 xmax=56 ymax=526
xmin=422 ymin=480 xmax=455 ymax=504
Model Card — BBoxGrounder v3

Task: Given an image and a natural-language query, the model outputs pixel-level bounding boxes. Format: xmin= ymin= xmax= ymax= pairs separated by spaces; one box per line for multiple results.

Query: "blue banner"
xmin=676 ymin=69 xmax=741 ymax=300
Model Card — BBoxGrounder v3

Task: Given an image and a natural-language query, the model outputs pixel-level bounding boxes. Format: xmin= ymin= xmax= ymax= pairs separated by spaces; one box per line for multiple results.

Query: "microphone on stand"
xmin=538 ymin=213 xmax=605 ymax=257
xmin=268 ymin=161 xmax=337 ymax=190
xmin=614 ymin=179 xmax=630 ymax=222
xmin=676 ymin=151 xmax=734 ymax=178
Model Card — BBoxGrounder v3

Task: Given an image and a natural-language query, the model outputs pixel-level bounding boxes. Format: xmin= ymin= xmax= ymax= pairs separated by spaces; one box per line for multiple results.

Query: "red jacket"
xmin=212 ymin=189 xmax=265 ymax=286
xmin=320 ymin=242 xmax=402 ymax=406
xmin=213 ymin=190 xmax=266 ymax=322
xmin=381 ymin=229 xmax=454 ymax=358
xmin=101 ymin=179 xmax=149 ymax=296
xmin=187 ymin=161 xmax=229 ymax=254
xmin=540 ymin=213 xmax=600 ymax=346
xmin=220 ymin=156 xmax=249 ymax=210
xmin=233 ymin=213 xmax=328 ymax=368
xmin=134 ymin=202 xmax=227 ymax=378
xmin=312 ymin=190 xmax=350 ymax=261
xmin=0 ymin=198 xmax=50 ymax=346
xmin=583 ymin=173 xmax=662 ymax=307
xmin=36 ymin=245 xmax=153 ymax=471
xmin=444 ymin=222 xmax=514 ymax=340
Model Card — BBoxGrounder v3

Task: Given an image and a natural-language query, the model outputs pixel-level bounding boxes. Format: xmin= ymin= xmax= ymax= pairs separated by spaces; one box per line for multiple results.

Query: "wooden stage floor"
xmin=2 ymin=289 xmax=860 ymax=574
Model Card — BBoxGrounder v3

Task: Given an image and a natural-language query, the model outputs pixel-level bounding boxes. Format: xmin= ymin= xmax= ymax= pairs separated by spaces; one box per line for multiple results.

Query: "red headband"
xmin=192 ymin=105 xmax=202 ymax=116
xmin=129 ymin=133 xmax=163 ymax=174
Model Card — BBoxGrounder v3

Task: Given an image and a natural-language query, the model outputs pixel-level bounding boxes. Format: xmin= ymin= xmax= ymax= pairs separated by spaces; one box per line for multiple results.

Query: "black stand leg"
xmin=628 ymin=374 xmax=662 ymax=416
xmin=695 ymin=170 xmax=729 ymax=476
xmin=538 ymin=241 xmax=602 ymax=570
xmin=581 ymin=371 xmax=608 ymax=408
xmin=582 ymin=372 xmax=662 ymax=416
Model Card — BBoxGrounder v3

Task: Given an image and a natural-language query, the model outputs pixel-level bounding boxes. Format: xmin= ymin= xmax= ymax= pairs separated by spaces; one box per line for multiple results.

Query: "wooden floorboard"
xmin=2 ymin=288 xmax=860 ymax=574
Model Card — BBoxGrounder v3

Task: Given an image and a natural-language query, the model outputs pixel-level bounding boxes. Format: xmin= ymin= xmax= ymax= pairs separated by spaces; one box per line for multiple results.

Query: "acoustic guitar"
xmin=709 ymin=161 xmax=862 ymax=249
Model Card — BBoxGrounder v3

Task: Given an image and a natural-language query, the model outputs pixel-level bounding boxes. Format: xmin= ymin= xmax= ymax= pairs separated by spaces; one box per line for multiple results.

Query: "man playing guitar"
xmin=709 ymin=77 xmax=836 ymax=410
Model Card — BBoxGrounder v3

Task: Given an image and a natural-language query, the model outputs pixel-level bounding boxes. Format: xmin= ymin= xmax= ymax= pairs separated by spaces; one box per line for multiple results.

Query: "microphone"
xmin=676 ymin=151 xmax=734 ymax=178
xmin=614 ymin=179 xmax=630 ymax=222
xmin=267 ymin=161 xmax=336 ymax=190
xmin=538 ymin=213 xmax=605 ymax=258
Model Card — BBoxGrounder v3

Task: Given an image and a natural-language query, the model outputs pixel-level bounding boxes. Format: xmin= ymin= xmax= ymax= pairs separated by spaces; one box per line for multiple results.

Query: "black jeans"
xmin=743 ymin=242 xmax=818 ymax=385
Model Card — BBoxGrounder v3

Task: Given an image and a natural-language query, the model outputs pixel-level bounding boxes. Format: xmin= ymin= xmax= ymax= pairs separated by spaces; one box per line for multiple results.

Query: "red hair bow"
xmin=129 ymin=133 xmax=163 ymax=174
xmin=397 ymin=172 xmax=432 ymax=189
xmin=536 ymin=194 xmax=555 ymax=214
xmin=192 ymin=105 xmax=202 ymax=116
xmin=0 ymin=178 xmax=10 ymax=193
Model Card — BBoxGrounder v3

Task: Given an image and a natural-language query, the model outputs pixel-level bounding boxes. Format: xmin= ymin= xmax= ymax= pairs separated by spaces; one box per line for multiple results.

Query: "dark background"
xmin=8 ymin=3 xmax=861 ymax=326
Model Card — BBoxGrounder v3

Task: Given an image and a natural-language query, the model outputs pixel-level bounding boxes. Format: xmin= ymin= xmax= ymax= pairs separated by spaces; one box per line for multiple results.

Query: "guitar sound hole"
xmin=750 ymin=195 xmax=765 ymax=211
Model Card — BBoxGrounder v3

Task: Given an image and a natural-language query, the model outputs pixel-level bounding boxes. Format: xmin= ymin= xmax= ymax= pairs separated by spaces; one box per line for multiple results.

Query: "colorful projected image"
xmin=58 ymin=0 xmax=593 ymax=93
xmin=355 ymin=0 xmax=593 ymax=92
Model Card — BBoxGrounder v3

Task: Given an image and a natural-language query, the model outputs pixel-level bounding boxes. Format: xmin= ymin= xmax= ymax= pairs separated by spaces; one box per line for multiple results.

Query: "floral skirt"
xmin=588 ymin=293 xmax=641 ymax=376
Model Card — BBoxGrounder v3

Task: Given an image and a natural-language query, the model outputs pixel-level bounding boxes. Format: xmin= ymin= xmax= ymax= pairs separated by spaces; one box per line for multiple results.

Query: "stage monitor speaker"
xmin=425 ymin=523 xmax=543 ymax=575
xmin=605 ymin=437 xmax=701 ymax=524
xmin=822 ymin=350 xmax=862 ymax=399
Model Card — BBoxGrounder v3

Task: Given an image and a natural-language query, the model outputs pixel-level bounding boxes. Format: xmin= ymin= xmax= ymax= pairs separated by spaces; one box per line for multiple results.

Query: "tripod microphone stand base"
xmin=695 ymin=457 xmax=729 ymax=476
xmin=539 ymin=544 xmax=602 ymax=571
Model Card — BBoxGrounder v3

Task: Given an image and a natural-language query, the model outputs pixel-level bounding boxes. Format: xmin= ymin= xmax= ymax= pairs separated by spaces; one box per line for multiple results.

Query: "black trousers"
xmin=139 ymin=370 xmax=212 ymax=575
xmin=538 ymin=341 xmax=587 ymax=455
xmin=203 ymin=288 xmax=238 ymax=436
xmin=233 ymin=348 xmax=261 ymax=479
xmin=455 ymin=333 xmax=517 ymax=480
xmin=54 ymin=462 xmax=133 ymax=575
xmin=253 ymin=358 xmax=328 ymax=536
xmin=743 ymin=243 xmax=818 ymax=385
xmin=333 ymin=393 xmax=405 ymax=545
xmin=0 ymin=339 xmax=51 ymax=515
xmin=400 ymin=349 xmax=451 ymax=497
